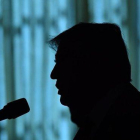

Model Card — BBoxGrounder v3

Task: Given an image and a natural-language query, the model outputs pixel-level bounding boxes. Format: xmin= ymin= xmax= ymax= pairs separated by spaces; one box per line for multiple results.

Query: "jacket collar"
xmin=85 ymin=82 xmax=131 ymax=129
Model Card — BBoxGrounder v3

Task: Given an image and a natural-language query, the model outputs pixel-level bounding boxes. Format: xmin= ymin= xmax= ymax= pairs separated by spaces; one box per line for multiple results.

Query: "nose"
xmin=50 ymin=65 xmax=57 ymax=79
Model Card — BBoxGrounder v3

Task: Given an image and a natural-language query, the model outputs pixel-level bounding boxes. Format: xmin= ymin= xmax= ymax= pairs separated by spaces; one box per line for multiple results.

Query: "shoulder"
xmin=110 ymin=112 xmax=140 ymax=139
xmin=108 ymin=84 xmax=140 ymax=138
xmin=109 ymin=83 xmax=140 ymax=116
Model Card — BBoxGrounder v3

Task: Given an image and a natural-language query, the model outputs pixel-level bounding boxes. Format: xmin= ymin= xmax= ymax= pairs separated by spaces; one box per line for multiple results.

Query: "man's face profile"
xmin=50 ymin=42 xmax=102 ymax=127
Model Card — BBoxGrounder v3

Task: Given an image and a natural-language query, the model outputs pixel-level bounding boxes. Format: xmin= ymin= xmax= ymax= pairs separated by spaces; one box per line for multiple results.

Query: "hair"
xmin=48 ymin=22 xmax=132 ymax=83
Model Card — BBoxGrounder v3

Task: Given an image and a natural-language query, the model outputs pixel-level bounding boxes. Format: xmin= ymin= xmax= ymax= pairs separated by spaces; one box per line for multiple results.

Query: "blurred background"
xmin=0 ymin=0 xmax=140 ymax=140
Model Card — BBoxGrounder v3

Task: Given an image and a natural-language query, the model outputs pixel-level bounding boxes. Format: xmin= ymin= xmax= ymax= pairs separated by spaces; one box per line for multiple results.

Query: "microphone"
xmin=0 ymin=98 xmax=30 ymax=121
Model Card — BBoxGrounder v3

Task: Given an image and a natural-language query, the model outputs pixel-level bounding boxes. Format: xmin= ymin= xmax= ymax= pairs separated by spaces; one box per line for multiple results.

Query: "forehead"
xmin=55 ymin=40 xmax=87 ymax=60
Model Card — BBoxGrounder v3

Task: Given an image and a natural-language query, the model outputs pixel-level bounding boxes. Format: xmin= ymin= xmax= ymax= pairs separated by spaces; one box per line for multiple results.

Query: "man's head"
xmin=49 ymin=22 xmax=131 ymax=127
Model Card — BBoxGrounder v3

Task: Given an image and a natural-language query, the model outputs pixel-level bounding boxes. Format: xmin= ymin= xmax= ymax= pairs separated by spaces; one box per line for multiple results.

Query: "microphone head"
xmin=4 ymin=98 xmax=30 ymax=119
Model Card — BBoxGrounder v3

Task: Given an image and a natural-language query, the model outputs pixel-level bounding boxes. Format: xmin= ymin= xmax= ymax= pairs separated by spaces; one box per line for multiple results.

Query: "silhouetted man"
xmin=49 ymin=23 xmax=140 ymax=139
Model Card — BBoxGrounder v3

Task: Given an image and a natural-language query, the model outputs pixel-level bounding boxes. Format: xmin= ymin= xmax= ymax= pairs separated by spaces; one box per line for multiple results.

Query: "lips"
xmin=58 ymin=90 xmax=61 ymax=95
xmin=58 ymin=88 xmax=68 ymax=95
xmin=55 ymin=84 xmax=59 ymax=89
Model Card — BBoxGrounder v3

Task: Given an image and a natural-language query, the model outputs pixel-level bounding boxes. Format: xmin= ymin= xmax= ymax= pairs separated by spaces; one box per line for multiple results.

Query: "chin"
xmin=71 ymin=115 xmax=81 ymax=127
xmin=70 ymin=109 xmax=86 ymax=127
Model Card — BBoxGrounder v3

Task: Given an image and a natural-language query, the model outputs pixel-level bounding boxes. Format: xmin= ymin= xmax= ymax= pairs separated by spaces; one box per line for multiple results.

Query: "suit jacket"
xmin=74 ymin=82 xmax=140 ymax=140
